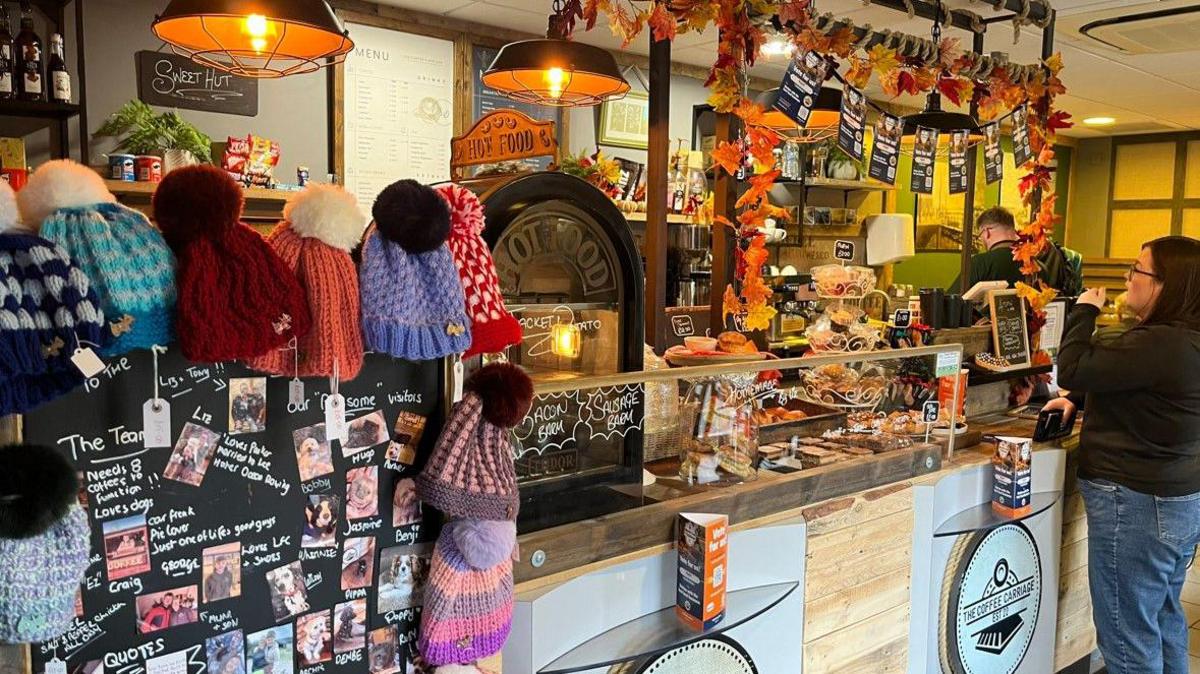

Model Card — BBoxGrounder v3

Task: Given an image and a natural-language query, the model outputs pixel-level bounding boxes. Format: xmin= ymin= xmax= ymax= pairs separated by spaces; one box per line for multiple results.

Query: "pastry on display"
xmin=806 ymin=306 xmax=881 ymax=353
xmin=753 ymin=406 xmax=808 ymax=426
xmin=801 ymin=363 xmax=887 ymax=408
xmin=974 ymin=353 xmax=1013 ymax=371
xmin=678 ymin=378 xmax=760 ymax=485
xmin=664 ymin=331 xmax=762 ymax=365
xmin=823 ymin=429 xmax=914 ymax=453
xmin=717 ymin=331 xmax=757 ymax=354
xmin=810 ymin=264 xmax=877 ymax=298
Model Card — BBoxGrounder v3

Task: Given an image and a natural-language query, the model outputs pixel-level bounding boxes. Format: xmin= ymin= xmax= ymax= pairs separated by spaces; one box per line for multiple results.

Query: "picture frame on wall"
xmin=598 ymin=91 xmax=650 ymax=150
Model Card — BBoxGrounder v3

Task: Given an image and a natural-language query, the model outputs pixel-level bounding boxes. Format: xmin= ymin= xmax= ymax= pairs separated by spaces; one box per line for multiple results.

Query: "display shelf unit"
xmin=103 ymin=179 xmax=297 ymax=229
xmin=0 ymin=99 xmax=81 ymax=120
xmin=103 ymin=179 xmax=297 ymax=203
xmin=934 ymin=491 xmax=1062 ymax=538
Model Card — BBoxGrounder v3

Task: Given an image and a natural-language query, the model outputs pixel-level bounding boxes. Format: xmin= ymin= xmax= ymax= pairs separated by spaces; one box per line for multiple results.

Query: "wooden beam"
xmin=644 ymin=35 xmax=671 ymax=350
xmin=960 ymin=31 xmax=986 ymax=294
xmin=710 ymin=110 xmax=736 ymax=333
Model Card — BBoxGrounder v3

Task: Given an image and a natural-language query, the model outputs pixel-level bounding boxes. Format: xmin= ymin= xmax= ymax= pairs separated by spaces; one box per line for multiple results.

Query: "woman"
xmin=1045 ymin=236 xmax=1200 ymax=674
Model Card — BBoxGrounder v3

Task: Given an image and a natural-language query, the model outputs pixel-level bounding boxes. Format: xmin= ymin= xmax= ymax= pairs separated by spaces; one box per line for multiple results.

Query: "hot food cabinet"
xmin=464 ymin=171 xmax=646 ymax=532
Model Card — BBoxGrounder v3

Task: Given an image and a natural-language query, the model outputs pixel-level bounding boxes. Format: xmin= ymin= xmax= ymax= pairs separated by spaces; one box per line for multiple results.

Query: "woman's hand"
xmin=1077 ymin=287 xmax=1107 ymax=309
xmin=1042 ymin=396 xmax=1076 ymax=416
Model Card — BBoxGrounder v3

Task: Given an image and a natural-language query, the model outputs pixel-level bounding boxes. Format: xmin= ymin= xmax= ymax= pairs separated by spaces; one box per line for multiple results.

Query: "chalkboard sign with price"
xmin=988 ymin=290 xmax=1030 ymax=368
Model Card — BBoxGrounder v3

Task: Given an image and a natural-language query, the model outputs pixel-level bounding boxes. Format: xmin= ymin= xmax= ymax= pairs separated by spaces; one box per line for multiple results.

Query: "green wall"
xmin=891 ymin=252 xmax=963 ymax=290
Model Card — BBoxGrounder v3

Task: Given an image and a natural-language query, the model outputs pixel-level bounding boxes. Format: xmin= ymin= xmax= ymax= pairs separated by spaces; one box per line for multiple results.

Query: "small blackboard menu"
xmin=989 ymin=289 xmax=1031 ymax=368
xmin=137 ymin=51 xmax=259 ymax=116
xmin=26 ymin=348 xmax=443 ymax=674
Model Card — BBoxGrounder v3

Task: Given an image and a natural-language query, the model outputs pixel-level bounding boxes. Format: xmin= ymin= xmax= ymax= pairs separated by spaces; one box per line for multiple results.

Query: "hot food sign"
xmin=450 ymin=109 xmax=558 ymax=180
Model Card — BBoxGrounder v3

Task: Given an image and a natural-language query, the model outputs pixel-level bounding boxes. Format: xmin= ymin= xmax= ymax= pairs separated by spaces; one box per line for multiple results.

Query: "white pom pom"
xmin=434 ymin=664 xmax=489 ymax=674
xmin=17 ymin=159 xmax=115 ymax=230
xmin=284 ymin=183 xmax=367 ymax=252
xmin=0 ymin=179 xmax=18 ymax=231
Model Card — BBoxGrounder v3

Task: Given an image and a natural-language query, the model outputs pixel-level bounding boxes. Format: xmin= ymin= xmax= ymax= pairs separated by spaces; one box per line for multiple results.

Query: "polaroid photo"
xmin=206 ymin=629 xmax=246 ymax=674
xmin=377 ymin=544 xmax=432 ymax=613
xmin=345 ymin=466 xmax=379 ymax=520
xmin=343 ymin=411 xmax=389 ymax=457
xmin=367 ymin=626 xmax=401 ymax=674
xmin=302 ymin=495 xmax=340 ymax=549
xmin=391 ymin=478 xmax=421 ymax=528
xmin=135 ymin=585 xmax=199 ymax=634
xmin=229 ymin=377 xmax=268 ymax=435
xmin=341 ymin=537 xmax=376 ymax=591
xmin=102 ymin=514 xmax=150 ymax=580
xmin=246 ymin=625 xmax=294 ymax=674
xmin=333 ymin=599 xmax=367 ymax=653
xmin=266 ymin=561 xmax=310 ymax=622
xmin=293 ymin=423 xmax=334 ymax=483
xmin=295 ymin=611 xmax=332 ymax=667
xmin=203 ymin=542 xmax=243 ymax=603
xmin=385 ymin=412 xmax=427 ymax=465
xmin=164 ymin=422 xmax=221 ymax=486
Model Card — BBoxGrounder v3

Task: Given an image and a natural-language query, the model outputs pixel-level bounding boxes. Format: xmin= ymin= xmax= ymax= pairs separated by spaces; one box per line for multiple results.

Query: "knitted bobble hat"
xmin=20 ymin=160 xmax=177 ymax=355
xmin=418 ymin=519 xmax=516 ymax=666
xmin=0 ymin=444 xmax=90 ymax=644
xmin=416 ymin=363 xmax=533 ymax=521
xmin=434 ymin=184 xmax=521 ymax=358
xmin=245 ymin=184 xmax=366 ymax=380
xmin=154 ymin=165 xmax=312 ymax=363
xmin=360 ymin=179 xmax=470 ymax=361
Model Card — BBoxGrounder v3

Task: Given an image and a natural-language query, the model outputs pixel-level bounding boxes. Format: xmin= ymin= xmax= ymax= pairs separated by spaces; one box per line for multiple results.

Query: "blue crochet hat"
xmin=19 ymin=160 xmax=176 ymax=355
xmin=0 ymin=444 xmax=90 ymax=644
xmin=360 ymin=180 xmax=470 ymax=361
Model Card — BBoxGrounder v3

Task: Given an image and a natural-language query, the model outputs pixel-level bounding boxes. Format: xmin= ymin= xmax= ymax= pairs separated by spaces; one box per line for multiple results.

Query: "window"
xmin=1106 ymin=135 xmax=1200 ymax=258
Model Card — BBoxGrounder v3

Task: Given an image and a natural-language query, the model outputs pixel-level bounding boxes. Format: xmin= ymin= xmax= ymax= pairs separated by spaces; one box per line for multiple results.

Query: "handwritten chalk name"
xmin=109 ymin=576 xmax=144 ymax=595
xmin=344 ymin=588 xmax=367 ymax=600
xmin=300 ymin=665 xmax=327 ymax=674
xmin=383 ymin=608 xmax=420 ymax=625
xmin=395 ymin=526 xmax=420 ymax=545
xmin=388 ymin=390 xmax=423 ymax=405
xmin=300 ymin=548 xmax=339 ymax=561
xmin=344 ymin=519 xmax=382 ymax=536
xmin=302 ymin=478 xmax=332 ymax=494
xmin=335 ymin=651 xmax=363 ymax=665
xmin=304 ymin=572 xmax=322 ymax=590
xmin=161 ymin=556 xmax=200 ymax=577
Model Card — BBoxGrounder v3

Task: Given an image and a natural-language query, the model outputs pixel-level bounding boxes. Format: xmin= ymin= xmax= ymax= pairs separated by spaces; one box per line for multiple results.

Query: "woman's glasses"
xmin=1126 ymin=263 xmax=1159 ymax=281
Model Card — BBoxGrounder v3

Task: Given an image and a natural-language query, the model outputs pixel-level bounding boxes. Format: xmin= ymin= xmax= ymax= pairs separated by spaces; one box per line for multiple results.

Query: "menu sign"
xmin=868 ymin=113 xmax=901 ymax=185
xmin=773 ymin=51 xmax=829 ymax=127
xmin=948 ymin=130 xmax=969 ymax=194
xmin=513 ymin=385 xmax=645 ymax=480
xmin=983 ymin=122 xmax=1003 ymax=184
xmin=1011 ymin=104 xmax=1033 ymax=167
xmin=910 ymin=126 xmax=938 ymax=194
xmin=837 ymin=84 xmax=867 ymax=161
xmin=472 ymin=45 xmax=561 ymax=172
xmin=988 ymin=289 xmax=1031 ymax=368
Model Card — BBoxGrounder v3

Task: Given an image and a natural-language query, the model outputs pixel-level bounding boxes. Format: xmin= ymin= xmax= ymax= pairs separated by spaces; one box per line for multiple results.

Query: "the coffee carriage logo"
xmin=942 ymin=522 xmax=1042 ymax=674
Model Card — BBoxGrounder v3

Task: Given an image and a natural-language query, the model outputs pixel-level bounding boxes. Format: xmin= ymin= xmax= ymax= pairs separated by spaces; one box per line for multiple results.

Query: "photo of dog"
xmin=377 ymin=544 xmax=432 ymax=613
xmin=343 ymin=411 xmax=389 ymax=457
xmin=332 ymin=599 xmax=367 ymax=653
xmin=163 ymin=422 xmax=221 ymax=486
xmin=385 ymin=412 xmax=427 ymax=466
xmin=367 ymin=626 xmax=401 ymax=674
xmin=301 ymin=495 xmax=340 ymax=549
xmin=345 ymin=467 xmax=378 ymax=520
xmin=246 ymin=625 xmax=293 ymax=674
xmin=266 ymin=561 xmax=309 ymax=622
xmin=391 ymin=478 xmax=421 ymax=528
xmin=295 ymin=611 xmax=332 ymax=666
xmin=206 ymin=629 xmax=245 ymax=674
xmin=341 ymin=537 xmax=376 ymax=591
xmin=293 ymin=423 xmax=334 ymax=483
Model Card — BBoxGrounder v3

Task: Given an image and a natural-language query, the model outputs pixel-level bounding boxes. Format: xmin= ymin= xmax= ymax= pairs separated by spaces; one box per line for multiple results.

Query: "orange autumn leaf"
xmin=881 ymin=69 xmax=919 ymax=97
xmin=845 ymin=57 xmax=872 ymax=88
xmin=911 ymin=67 xmax=938 ymax=92
xmin=736 ymin=169 xmax=781 ymax=210
xmin=746 ymin=127 xmax=781 ymax=167
xmin=743 ymin=235 xmax=770 ymax=269
xmin=869 ymin=44 xmax=900 ymax=76
xmin=1015 ymin=281 xmax=1057 ymax=313
xmin=722 ymin=284 xmax=741 ymax=321
xmin=738 ymin=202 xmax=790 ymax=229
xmin=647 ymin=1 xmax=677 ymax=42
xmin=796 ymin=24 xmax=830 ymax=53
xmin=1044 ymin=52 xmax=1064 ymax=76
xmin=743 ymin=303 xmax=778 ymax=331
xmin=977 ymin=96 xmax=1005 ymax=122
xmin=937 ymin=37 xmax=963 ymax=70
xmin=937 ymin=77 xmax=973 ymax=106
xmin=825 ymin=26 xmax=856 ymax=58
xmin=583 ymin=0 xmax=602 ymax=30
xmin=707 ymin=65 xmax=742 ymax=113
xmin=711 ymin=140 xmax=744 ymax=176
xmin=733 ymin=99 xmax=769 ymax=127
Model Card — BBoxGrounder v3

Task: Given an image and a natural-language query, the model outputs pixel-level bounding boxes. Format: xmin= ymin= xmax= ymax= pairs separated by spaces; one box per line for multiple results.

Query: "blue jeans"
xmin=1079 ymin=477 xmax=1200 ymax=674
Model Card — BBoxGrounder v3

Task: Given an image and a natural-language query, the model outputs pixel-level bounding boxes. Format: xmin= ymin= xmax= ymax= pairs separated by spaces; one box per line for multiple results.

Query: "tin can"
xmin=136 ymin=155 xmax=163 ymax=183
xmin=297 ymin=166 xmax=310 ymax=187
xmin=108 ymin=154 xmax=136 ymax=182
xmin=0 ymin=167 xmax=27 ymax=190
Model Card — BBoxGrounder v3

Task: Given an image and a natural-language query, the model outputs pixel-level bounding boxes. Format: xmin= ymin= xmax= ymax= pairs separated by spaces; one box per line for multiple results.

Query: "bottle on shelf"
xmin=14 ymin=1 xmax=42 ymax=102
xmin=0 ymin=5 xmax=14 ymax=100
xmin=671 ymin=151 xmax=687 ymax=214
xmin=685 ymin=150 xmax=707 ymax=216
xmin=47 ymin=32 xmax=68 ymax=103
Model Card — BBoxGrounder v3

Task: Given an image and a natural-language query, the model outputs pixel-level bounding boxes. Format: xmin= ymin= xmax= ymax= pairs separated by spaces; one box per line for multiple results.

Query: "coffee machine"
xmin=766 ymin=274 xmax=818 ymax=348
xmin=671 ymin=224 xmax=712 ymax=307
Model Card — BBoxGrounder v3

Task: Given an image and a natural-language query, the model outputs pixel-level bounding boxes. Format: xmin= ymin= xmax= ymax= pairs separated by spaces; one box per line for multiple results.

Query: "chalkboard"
xmin=989 ymin=290 xmax=1030 ymax=368
xmin=24 ymin=348 xmax=444 ymax=674
xmin=472 ymin=46 xmax=560 ymax=172
xmin=137 ymin=51 xmax=259 ymax=116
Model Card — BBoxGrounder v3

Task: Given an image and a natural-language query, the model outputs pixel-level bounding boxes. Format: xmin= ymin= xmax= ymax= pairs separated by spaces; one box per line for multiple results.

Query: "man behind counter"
xmin=949 ymin=206 xmax=1081 ymax=295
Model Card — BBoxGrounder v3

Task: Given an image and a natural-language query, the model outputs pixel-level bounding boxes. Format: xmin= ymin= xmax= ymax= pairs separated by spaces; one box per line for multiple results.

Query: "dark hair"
xmin=1141 ymin=236 xmax=1200 ymax=330
xmin=977 ymin=206 xmax=1016 ymax=231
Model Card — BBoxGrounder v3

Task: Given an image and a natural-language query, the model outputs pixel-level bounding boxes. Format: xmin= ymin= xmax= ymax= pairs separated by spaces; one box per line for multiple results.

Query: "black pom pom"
xmin=372 ymin=179 xmax=451 ymax=253
xmin=0 ymin=444 xmax=78 ymax=539
xmin=465 ymin=363 xmax=534 ymax=428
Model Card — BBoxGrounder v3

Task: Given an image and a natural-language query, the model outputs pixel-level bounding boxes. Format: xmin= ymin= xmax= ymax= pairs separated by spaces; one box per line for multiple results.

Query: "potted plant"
xmin=94 ymin=100 xmax=213 ymax=173
xmin=825 ymin=141 xmax=860 ymax=181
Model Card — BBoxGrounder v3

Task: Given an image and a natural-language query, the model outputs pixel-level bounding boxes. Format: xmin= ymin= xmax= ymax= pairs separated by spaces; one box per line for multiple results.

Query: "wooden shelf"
xmin=623 ymin=212 xmax=705 ymax=225
xmin=803 ymin=177 xmax=895 ymax=191
xmin=0 ymin=99 xmax=80 ymax=120
xmin=104 ymin=179 xmax=297 ymax=203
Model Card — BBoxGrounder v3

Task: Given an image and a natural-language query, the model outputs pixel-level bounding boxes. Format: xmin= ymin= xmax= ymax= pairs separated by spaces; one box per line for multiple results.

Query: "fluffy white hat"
xmin=0 ymin=179 xmax=17 ymax=231
xmin=284 ymin=183 xmax=366 ymax=252
xmin=16 ymin=159 xmax=115 ymax=231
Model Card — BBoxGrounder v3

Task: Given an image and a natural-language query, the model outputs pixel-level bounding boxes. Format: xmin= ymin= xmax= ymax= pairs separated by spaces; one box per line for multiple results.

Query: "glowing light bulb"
xmin=550 ymin=323 xmax=581 ymax=358
xmin=245 ymin=14 xmax=269 ymax=37
xmin=545 ymin=67 xmax=566 ymax=100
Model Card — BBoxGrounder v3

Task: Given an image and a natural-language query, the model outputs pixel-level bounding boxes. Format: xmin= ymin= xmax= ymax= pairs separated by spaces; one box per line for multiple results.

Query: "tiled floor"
xmin=1186 ymin=562 xmax=1200 ymax=671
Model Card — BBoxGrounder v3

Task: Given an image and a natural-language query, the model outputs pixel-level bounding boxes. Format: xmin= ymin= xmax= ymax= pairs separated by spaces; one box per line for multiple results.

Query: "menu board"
xmin=989 ymin=290 xmax=1031 ymax=368
xmin=472 ymin=45 xmax=561 ymax=173
xmin=343 ymin=23 xmax=454 ymax=214
xmin=25 ymin=348 xmax=444 ymax=674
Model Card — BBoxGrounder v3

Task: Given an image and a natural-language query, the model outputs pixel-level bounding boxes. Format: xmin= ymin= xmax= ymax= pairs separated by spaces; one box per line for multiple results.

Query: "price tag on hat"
xmin=834 ymin=240 xmax=855 ymax=261
xmin=71 ymin=345 xmax=105 ymax=378
xmin=44 ymin=657 xmax=66 ymax=674
xmin=143 ymin=399 xmax=172 ymax=449
xmin=325 ymin=394 xmax=348 ymax=444
xmin=289 ymin=379 xmax=305 ymax=408
xmin=893 ymin=309 xmax=912 ymax=328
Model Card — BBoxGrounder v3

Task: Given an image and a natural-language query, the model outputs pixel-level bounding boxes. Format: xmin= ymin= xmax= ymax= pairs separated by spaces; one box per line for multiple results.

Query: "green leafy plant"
xmin=94 ymin=100 xmax=213 ymax=162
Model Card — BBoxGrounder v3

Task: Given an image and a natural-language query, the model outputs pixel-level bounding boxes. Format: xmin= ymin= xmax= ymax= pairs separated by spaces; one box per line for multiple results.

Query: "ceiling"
xmin=372 ymin=0 xmax=1200 ymax=138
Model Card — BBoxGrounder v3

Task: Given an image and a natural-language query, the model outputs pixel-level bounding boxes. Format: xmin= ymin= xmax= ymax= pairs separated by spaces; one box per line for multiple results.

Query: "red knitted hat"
xmin=435 ymin=184 xmax=522 ymax=358
xmin=246 ymin=185 xmax=365 ymax=380
xmin=154 ymin=165 xmax=312 ymax=362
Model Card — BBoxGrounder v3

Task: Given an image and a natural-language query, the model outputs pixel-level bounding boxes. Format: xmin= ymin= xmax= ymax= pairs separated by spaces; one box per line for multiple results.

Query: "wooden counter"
xmin=513 ymin=415 xmax=1094 ymax=673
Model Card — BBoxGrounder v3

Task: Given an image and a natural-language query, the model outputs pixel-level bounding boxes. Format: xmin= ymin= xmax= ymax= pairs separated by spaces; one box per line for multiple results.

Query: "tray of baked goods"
xmin=753 ymin=397 xmax=847 ymax=445
xmin=760 ymin=428 xmax=916 ymax=472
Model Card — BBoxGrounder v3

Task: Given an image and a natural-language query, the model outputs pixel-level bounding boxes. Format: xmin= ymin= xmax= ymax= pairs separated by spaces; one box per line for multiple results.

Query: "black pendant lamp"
xmin=152 ymin=0 xmax=353 ymax=79
xmin=482 ymin=1 xmax=629 ymax=107
xmin=900 ymin=0 xmax=979 ymax=140
xmin=752 ymin=86 xmax=843 ymax=138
